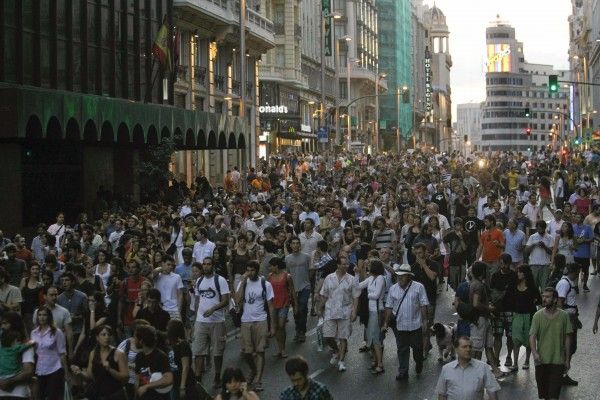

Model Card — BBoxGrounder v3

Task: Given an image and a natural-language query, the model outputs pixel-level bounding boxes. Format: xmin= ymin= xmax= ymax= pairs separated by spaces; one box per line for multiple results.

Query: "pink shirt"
xmin=30 ymin=326 xmax=65 ymax=376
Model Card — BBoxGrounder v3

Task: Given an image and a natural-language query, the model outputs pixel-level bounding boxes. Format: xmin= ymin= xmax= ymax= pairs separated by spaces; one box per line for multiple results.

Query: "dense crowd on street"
xmin=1 ymin=145 xmax=600 ymax=400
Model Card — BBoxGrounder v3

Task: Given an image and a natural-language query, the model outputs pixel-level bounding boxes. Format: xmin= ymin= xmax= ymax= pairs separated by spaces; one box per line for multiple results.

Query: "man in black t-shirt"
xmin=135 ymin=325 xmax=173 ymax=400
xmin=135 ymin=289 xmax=171 ymax=333
xmin=411 ymin=243 xmax=440 ymax=355
xmin=463 ymin=207 xmax=482 ymax=266
xmin=490 ymin=254 xmax=517 ymax=368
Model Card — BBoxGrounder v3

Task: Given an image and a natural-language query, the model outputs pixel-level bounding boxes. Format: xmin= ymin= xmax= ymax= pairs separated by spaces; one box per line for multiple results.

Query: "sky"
xmin=422 ymin=0 xmax=572 ymax=121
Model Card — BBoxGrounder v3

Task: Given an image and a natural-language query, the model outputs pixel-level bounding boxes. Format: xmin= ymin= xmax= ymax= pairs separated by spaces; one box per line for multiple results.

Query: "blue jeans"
xmin=294 ymin=287 xmax=311 ymax=335
xmin=392 ymin=327 xmax=423 ymax=376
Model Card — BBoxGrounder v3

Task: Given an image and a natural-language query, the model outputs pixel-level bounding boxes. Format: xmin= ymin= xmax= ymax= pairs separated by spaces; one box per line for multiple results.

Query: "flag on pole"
xmin=152 ymin=19 xmax=171 ymax=73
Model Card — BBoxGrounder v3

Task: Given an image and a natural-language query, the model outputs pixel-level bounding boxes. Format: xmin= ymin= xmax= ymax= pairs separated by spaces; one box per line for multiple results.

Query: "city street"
xmin=210 ymin=271 xmax=600 ymax=399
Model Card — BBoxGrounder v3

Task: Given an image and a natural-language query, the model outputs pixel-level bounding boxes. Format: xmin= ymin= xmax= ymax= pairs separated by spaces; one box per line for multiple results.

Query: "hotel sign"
xmin=425 ymin=52 xmax=432 ymax=112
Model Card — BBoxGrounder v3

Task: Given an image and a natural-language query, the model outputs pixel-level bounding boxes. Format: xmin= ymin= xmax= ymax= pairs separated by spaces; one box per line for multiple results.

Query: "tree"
xmin=138 ymin=136 xmax=177 ymax=203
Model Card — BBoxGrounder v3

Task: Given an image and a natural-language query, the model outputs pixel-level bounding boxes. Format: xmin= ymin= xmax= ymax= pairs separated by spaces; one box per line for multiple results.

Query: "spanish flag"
xmin=152 ymin=20 xmax=171 ymax=73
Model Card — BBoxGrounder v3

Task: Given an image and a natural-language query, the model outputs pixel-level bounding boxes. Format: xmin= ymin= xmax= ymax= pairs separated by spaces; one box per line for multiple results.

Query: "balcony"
xmin=232 ymin=80 xmax=241 ymax=95
xmin=194 ymin=66 xmax=207 ymax=86
xmin=215 ymin=74 xmax=226 ymax=92
xmin=258 ymin=64 xmax=306 ymax=87
xmin=176 ymin=65 xmax=188 ymax=82
xmin=338 ymin=66 xmax=377 ymax=83
xmin=174 ymin=0 xmax=275 ymax=51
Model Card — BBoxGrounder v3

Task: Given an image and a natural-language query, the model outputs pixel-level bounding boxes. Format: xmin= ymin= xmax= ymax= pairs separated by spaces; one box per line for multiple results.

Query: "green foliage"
xmin=138 ymin=135 xmax=177 ymax=201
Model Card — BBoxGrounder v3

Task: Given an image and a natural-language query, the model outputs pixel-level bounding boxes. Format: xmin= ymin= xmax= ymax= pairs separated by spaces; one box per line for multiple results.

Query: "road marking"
xmin=309 ymin=368 xmax=325 ymax=379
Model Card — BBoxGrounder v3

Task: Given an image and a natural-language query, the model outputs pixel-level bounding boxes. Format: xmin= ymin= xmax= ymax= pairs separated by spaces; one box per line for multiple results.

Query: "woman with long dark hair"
xmin=70 ymin=325 xmax=128 ymax=400
xmin=507 ymin=265 xmax=541 ymax=371
xmin=214 ymin=367 xmax=259 ymax=400
xmin=166 ymin=320 xmax=197 ymax=400
xmin=20 ymin=262 xmax=43 ymax=333
xmin=31 ymin=305 xmax=69 ymax=400
xmin=552 ymin=222 xmax=576 ymax=265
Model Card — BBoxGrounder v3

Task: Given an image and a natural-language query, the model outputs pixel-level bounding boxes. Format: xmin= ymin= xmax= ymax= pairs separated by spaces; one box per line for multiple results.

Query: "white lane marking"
xmin=309 ymin=368 xmax=325 ymax=379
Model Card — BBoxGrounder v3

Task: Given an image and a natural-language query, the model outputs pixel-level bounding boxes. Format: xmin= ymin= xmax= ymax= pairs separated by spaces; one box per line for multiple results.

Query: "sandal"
xmin=371 ymin=366 xmax=385 ymax=375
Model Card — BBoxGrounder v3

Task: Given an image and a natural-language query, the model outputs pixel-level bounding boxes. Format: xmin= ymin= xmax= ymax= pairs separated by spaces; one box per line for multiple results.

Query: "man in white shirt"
xmin=108 ymin=219 xmax=125 ymax=253
xmin=424 ymin=203 xmax=450 ymax=231
xmin=556 ymin=264 xmax=579 ymax=386
xmin=47 ymin=212 xmax=66 ymax=250
xmin=526 ymin=220 xmax=554 ymax=291
xmin=522 ymin=194 xmax=541 ymax=229
xmin=299 ymin=202 xmax=321 ymax=227
xmin=235 ymin=261 xmax=275 ymax=392
xmin=298 ymin=219 xmax=323 ymax=259
xmin=153 ymin=255 xmax=184 ymax=320
xmin=192 ymin=257 xmax=230 ymax=388
xmin=382 ymin=264 xmax=429 ymax=381
xmin=192 ymin=228 xmax=216 ymax=263
xmin=319 ymin=256 xmax=360 ymax=372
xmin=436 ymin=336 xmax=500 ymax=400
xmin=547 ymin=209 xmax=565 ymax=237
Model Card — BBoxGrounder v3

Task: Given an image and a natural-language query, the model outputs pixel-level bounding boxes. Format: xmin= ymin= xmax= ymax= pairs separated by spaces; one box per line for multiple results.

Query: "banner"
xmin=322 ymin=0 xmax=332 ymax=56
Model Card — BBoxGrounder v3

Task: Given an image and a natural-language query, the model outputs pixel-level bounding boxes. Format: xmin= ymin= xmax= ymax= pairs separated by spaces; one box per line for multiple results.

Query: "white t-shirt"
xmin=526 ymin=233 xmax=554 ymax=265
xmin=236 ymin=278 xmax=274 ymax=323
xmin=154 ymin=272 xmax=184 ymax=312
xmin=522 ymin=203 xmax=540 ymax=227
xmin=192 ymin=240 xmax=216 ymax=263
xmin=194 ymin=274 xmax=230 ymax=323
xmin=556 ymin=276 xmax=577 ymax=315
xmin=0 ymin=348 xmax=34 ymax=397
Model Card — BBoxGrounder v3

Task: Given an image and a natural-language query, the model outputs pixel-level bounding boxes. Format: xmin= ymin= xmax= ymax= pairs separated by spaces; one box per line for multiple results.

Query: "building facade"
xmin=0 ymin=0 xmax=273 ymax=231
xmin=482 ymin=18 xmax=570 ymax=153
xmin=377 ymin=0 xmax=412 ymax=150
xmin=456 ymin=103 xmax=483 ymax=152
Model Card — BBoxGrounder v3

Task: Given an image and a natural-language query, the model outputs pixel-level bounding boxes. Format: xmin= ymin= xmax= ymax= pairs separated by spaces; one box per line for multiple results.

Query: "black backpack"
xmin=196 ymin=275 xmax=223 ymax=301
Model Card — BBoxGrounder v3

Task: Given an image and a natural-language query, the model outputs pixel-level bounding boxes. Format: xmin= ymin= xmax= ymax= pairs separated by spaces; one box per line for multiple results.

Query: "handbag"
xmin=166 ymin=230 xmax=181 ymax=256
xmin=391 ymin=281 xmax=412 ymax=328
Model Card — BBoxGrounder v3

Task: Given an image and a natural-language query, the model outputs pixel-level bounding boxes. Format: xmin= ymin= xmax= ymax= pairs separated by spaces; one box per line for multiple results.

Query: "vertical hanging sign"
xmin=322 ymin=0 xmax=332 ymax=56
xmin=425 ymin=48 xmax=432 ymax=112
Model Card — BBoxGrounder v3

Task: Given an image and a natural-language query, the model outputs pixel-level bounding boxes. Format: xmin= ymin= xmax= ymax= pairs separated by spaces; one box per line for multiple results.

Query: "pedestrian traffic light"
xmin=524 ymin=107 xmax=531 ymax=118
xmin=525 ymin=127 xmax=531 ymax=135
xmin=463 ymin=134 xmax=468 ymax=142
xmin=549 ymin=75 xmax=558 ymax=93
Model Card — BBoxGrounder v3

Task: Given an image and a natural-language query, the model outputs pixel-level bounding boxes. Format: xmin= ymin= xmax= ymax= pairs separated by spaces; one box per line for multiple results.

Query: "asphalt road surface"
xmin=201 ymin=263 xmax=600 ymax=400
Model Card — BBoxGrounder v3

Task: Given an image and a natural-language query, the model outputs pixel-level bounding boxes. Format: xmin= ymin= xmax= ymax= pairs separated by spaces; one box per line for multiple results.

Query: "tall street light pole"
xmin=320 ymin=9 xmax=342 ymax=152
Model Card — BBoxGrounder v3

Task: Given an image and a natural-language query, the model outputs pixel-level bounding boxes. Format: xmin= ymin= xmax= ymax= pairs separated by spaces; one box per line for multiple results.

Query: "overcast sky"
xmin=422 ymin=0 xmax=572 ymax=120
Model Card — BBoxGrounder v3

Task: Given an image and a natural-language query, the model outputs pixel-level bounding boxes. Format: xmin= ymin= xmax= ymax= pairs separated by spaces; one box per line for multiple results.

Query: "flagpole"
xmin=145 ymin=57 xmax=157 ymax=103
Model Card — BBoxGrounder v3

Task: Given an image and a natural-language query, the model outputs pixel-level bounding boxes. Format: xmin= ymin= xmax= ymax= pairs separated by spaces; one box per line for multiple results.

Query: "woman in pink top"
xmin=30 ymin=305 xmax=68 ymax=400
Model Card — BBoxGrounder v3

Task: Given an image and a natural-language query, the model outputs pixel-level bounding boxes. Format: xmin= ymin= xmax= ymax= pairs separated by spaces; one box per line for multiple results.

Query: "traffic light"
xmin=525 ymin=127 xmax=531 ymax=135
xmin=574 ymin=136 xmax=582 ymax=145
xmin=549 ymin=75 xmax=558 ymax=93
xmin=524 ymin=107 xmax=531 ymax=118
xmin=463 ymin=134 xmax=468 ymax=143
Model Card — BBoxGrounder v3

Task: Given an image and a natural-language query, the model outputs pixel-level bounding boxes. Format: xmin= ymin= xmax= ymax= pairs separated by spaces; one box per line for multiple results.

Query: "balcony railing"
xmin=215 ymin=74 xmax=226 ymax=92
xmin=194 ymin=66 xmax=207 ymax=86
xmin=176 ymin=65 xmax=188 ymax=81
xmin=232 ymin=80 xmax=241 ymax=95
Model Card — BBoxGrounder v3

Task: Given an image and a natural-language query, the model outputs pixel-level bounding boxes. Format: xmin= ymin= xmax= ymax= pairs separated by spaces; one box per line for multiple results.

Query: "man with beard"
xmin=530 ymin=287 xmax=572 ymax=400
xmin=235 ymin=261 xmax=276 ymax=392
xmin=192 ymin=257 xmax=230 ymax=388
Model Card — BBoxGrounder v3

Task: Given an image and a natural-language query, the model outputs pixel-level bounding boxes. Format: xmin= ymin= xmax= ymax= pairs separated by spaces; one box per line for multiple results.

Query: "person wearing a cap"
xmin=382 ymin=263 xmax=429 ymax=381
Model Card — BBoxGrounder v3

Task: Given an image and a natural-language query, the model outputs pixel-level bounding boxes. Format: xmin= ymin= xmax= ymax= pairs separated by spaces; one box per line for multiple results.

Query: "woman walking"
xmin=70 ymin=325 xmax=128 ymax=400
xmin=31 ymin=306 xmax=69 ymax=400
xmin=508 ymin=265 xmax=541 ymax=371
xmin=20 ymin=262 xmax=43 ymax=333
xmin=358 ymin=259 xmax=386 ymax=375
xmin=267 ymin=257 xmax=297 ymax=358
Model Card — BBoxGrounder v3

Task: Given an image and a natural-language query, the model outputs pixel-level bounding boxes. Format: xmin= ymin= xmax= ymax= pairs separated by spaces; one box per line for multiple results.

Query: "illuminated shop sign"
xmin=259 ymin=105 xmax=289 ymax=114
xmin=485 ymin=44 xmax=511 ymax=73
xmin=425 ymin=56 xmax=432 ymax=112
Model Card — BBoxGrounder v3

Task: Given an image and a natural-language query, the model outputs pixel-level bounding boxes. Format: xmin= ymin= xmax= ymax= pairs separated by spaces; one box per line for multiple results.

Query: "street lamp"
xmin=346 ymin=57 xmax=360 ymax=150
xmin=320 ymin=11 xmax=343 ymax=152
xmin=335 ymin=35 xmax=352 ymax=146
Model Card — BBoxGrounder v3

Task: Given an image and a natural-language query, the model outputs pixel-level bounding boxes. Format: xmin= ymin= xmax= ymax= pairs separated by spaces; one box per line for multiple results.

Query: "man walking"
xmin=235 ymin=261 xmax=276 ymax=392
xmin=436 ymin=336 xmax=500 ymax=400
xmin=280 ymin=356 xmax=333 ymax=400
xmin=319 ymin=255 xmax=360 ymax=372
xmin=286 ymin=237 xmax=312 ymax=343
xmin=382 ymin=264 xmax=429 ymax=381
xmin=556 ymin=264 xmax=579 ymax=386
xmin=526 ymin=221 xmax=554 ymax=291
xmin=530 ymin=287 xmax=573 ymax=400
xmin=476 ymin=215 xmax=504 ymax=282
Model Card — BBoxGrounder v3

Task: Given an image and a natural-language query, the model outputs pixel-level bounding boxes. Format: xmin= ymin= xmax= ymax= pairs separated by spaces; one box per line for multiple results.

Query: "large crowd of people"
xmin=0 ymin=146 xmax=599 ymax=400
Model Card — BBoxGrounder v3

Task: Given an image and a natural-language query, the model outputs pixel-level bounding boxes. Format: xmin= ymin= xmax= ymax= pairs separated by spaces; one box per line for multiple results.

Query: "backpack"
xmin=231 ymin=277 xmax=268 ymax=328
xmin=196 ymin=275 xmax=222 ymax=301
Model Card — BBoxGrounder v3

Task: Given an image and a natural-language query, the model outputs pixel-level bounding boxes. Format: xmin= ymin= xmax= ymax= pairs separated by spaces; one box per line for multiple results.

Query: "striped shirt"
xmin=373 ymin=228 xmax=396 ymax=250
xmin=385 ymin=280 xmax=429 ymax=331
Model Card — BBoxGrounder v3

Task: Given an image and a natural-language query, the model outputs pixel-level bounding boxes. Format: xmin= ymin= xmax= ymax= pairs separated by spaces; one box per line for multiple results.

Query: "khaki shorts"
xmin=240 ymin=321 xmax=268 ymax=354
xmin=323 ymin=318 xmax=352 ymax=340
xmin=470 ymin=316 xmax=493 ymax=352
xmin=192 ymin=322 xmax=227 ymax=356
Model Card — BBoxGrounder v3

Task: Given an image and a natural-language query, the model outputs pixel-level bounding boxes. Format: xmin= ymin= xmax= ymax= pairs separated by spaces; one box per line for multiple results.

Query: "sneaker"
xmin=317 ymin=344 xmax=324 ymax=352
xmin=504 ymin=357 xmax=513 ymax=367
xmin=330 ymin=354 xmax=339 ymax=366
xmin=583 ymin=284 xmax=590 ymax=292
xmin=338 ymin=361 xmax=347 ymax=372
xmin=562 ymin=375 xmax=578 ymax=386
